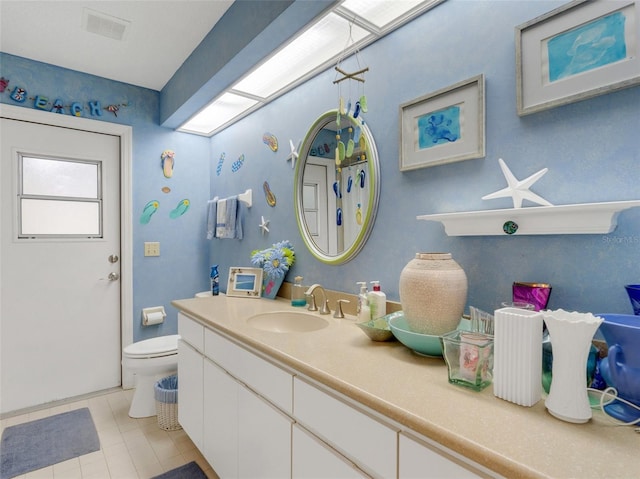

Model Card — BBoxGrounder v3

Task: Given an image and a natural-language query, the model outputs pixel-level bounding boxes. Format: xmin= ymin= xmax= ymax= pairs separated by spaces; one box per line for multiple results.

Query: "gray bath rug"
xmin=152 ymin=461 xmax=208 ymax=479
xmin=0 ymin=407 xmax=100 ymax=479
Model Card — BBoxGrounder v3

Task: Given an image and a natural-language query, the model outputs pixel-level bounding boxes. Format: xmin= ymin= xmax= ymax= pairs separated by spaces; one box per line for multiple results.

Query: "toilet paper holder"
xmin=142 ymin=306 xmax=166 ymax=326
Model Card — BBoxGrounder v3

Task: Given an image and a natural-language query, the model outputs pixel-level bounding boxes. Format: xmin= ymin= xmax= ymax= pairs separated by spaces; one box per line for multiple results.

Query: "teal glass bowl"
xmin=388 ymin=313 xmax=444 ymax=357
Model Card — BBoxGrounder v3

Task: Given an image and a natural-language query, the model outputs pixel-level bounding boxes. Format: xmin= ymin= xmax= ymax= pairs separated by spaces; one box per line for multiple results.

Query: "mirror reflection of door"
xmin=303 ymin=161 xmax=332 ymax=254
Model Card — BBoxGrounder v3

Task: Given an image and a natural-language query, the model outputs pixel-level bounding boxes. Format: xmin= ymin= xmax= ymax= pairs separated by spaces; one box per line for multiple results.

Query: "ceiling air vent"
xmin=82 ymin=8 xmax=130 ymax=41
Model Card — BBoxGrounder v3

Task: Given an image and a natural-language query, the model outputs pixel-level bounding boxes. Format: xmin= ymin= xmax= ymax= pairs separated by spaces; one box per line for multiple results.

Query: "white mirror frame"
xmin=294 ymin=110 xmax=380 ymax=265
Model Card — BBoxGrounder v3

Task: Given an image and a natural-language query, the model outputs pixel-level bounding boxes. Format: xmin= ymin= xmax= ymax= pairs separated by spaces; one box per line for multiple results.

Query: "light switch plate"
xmin=144 ymin=242 xmax=160 ymax=256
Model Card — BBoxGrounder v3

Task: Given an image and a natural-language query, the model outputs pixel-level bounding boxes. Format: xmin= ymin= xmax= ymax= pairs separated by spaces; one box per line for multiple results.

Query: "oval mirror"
xmin=294 ymin=110 xmax=380 ymax=265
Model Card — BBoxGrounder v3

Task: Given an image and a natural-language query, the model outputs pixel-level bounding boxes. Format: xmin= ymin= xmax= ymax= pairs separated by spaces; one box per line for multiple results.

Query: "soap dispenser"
xmin=291 ymin=276 xmax=306 ymax=307
xmin=368 ymin=281 xmax=387 ymax=320
xmin=356 ymin=282 xmax=370 ymax=322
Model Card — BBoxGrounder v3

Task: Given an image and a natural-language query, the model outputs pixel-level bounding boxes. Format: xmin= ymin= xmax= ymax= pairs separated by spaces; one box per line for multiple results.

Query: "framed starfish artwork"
xmin=399 ymin=74 xmax=485 ymax=171
xmin=516 ymin=0 xmax=640 ymax=116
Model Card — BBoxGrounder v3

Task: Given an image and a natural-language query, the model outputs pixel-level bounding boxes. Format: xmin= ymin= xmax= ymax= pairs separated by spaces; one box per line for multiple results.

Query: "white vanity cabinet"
xmin=238 ymin=383 xmax=293 ymax=478
xmin=177 ymin=310 xmax=489 ymax=479
xmin=292 ymin=424 xmax=370 ymax=478
xmin=203 ymin=358 xmax=238 ymax=478
xmin=398 ymin=433 xmax=483 ymax=479
xmin=199 ymin=324 xmax=294 ymax=479
xmin=177 ymin=313 xmax=204 ymax=450
xmin=293 ymin=377 xmax=397 ymax=478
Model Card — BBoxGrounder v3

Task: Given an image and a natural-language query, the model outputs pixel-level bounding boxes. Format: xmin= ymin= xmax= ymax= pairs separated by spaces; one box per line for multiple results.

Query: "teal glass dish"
xmin=388 ymin=313 xmax=444 ymax=357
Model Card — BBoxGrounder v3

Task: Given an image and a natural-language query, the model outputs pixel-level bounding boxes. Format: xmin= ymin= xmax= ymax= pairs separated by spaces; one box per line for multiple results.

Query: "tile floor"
xmin=0 ymin=389 xmax=217 ymax=479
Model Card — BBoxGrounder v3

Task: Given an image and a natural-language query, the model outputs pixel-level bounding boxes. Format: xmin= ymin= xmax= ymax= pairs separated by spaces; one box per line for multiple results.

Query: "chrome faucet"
xmin=305 ymin=284 xmax=331 ymax=315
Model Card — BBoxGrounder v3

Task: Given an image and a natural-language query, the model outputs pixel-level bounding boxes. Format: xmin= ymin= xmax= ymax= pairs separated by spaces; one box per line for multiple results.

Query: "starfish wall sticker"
xmin=286 ymin=139 xmax=301 ymax=169
xmin=259 ymin=216 xmax=270 ymax=235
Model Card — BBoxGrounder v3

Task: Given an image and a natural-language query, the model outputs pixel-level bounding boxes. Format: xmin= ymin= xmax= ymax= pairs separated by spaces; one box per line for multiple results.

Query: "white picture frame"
xmin=399 ymin=74 xmax=485 ymax=171
xmin=516 ymin=0 xmax=640 ymax=116
xmin=226 ymin=267 xmax=263 ymax=298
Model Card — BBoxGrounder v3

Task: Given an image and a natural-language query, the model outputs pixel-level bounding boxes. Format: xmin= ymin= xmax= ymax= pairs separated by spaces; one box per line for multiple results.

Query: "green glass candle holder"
xmin=441 ymin=330 xmax=494 ymax=391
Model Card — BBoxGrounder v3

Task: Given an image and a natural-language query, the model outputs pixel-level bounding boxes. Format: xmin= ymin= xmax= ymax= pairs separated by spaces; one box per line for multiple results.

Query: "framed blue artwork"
xmin=226 ymin=267 xmax=263 ymax=298
xmin=516 ymin=0 xmax=640 ymax=116
xmin=399 ymin=74 xmax=485 ymax=171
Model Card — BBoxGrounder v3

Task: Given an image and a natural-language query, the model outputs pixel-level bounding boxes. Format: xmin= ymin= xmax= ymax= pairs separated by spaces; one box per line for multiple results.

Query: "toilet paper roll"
xmin=143 ymin=311 xmax=165 ymax=326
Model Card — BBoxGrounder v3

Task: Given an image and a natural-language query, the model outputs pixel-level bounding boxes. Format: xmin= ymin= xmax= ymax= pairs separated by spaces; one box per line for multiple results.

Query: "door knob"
xmin=108 ymin=272 xmax=120 ymax=281
xmin=108 ymin=254 xmax=119 ymax=263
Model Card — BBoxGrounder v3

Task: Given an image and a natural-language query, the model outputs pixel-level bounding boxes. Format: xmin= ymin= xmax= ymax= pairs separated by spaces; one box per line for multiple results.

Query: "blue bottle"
xmin=210 ymin=265 xmax=219 ymax=296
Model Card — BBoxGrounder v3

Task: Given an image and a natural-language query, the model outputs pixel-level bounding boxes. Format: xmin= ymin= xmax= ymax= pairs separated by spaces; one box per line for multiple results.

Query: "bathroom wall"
xmin=209 ymin=0 xmax=640 ymax=315
xmin=0 ymin=53 xmax=211 ymax=342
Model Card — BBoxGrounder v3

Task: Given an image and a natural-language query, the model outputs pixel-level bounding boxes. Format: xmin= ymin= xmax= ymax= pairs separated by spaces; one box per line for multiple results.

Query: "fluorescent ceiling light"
xmin=340 ymin=0 xmax=427 ymax=29
xmin=233 ymin=13 xmax=369 ymax=99
xmin=179 ymin=92 xmax=259 ymax=135
xmin=179 ymin=0 xmax=444 ymax=136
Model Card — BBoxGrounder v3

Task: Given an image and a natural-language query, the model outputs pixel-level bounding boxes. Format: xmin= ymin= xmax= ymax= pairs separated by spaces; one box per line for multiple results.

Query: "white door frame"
xmin=0 ymin=103 xmax=134 ymax=387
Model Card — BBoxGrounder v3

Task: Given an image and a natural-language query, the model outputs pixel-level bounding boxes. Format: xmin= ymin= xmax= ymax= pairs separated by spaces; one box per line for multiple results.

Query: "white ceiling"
xmin=0 ymin=0 xmax=234 ymax=91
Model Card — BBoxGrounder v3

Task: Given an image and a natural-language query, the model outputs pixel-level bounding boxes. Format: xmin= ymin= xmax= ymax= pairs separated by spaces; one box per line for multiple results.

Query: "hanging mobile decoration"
xmin=333 ymin=20 xmax=369 ymax=125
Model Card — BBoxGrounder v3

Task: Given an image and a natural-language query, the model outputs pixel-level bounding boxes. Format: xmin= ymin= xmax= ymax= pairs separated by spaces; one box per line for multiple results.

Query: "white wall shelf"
xmin=417 ymin=200 xmax=640 ymax=236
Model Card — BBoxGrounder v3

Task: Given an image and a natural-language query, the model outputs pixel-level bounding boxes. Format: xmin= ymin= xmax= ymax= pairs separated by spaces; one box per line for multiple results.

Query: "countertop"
xmin=172 ymin=294 xmax=639 ymax=479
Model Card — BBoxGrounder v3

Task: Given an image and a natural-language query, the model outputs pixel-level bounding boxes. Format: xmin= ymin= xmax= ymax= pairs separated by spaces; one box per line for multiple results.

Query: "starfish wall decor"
xmin=482 ymin=158 xmax=553 ymax=209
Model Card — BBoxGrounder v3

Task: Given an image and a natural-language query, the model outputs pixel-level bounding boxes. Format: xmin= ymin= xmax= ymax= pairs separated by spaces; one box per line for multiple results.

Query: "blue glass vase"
xmin=624 ymin=284 xmax=640 ymax=315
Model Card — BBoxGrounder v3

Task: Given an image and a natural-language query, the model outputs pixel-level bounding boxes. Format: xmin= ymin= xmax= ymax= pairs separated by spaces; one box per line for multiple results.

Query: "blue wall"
xmin=2 ymin=0 xmax=639 ymax=342
xmin=209 ymin=0 xmax=640 ymax=315
xmin=0 ymin=53 xmax=211 ymax=342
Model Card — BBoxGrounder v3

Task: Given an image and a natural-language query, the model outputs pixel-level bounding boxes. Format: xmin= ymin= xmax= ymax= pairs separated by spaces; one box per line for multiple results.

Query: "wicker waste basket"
xmin=154 ymin=374 xmax=182 ymax=431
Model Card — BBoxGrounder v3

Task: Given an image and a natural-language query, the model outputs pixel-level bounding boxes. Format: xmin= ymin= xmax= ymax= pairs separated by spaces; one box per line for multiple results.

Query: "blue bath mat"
xmin=0 ymin=407 xmax=100 ymax=479
xmin=152 ymin=461 xmax=208 ymax=479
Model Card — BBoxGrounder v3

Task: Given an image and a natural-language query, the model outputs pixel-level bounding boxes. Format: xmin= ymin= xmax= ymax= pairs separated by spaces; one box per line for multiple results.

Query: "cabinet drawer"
xmin=178 ymin=312 xmax=204 ymax=352
xmin=399 ymin=433 xmax=484 ymax=478
xmin=204 ymin=328 xmax=293 ymax=414
xmin=293 ymin=377 xmax=397 ymax=478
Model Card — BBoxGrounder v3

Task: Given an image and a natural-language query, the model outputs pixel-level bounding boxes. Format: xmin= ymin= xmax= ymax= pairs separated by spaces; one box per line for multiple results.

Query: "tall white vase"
xmin=542 ymin=309 xmax=603 ymax=423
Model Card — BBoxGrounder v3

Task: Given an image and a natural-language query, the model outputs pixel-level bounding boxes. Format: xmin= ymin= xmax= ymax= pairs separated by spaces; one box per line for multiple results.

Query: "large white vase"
xmin=398 ymin=253 xmax=467 ymax=335
xmin=542 ymin=309 xmax=603 ymax=423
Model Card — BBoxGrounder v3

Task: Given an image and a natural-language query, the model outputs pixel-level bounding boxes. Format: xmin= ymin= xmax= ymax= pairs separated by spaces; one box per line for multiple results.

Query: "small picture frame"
xmin=399 ymin=74 xmax=485 ymax=171
xmin=516 ymin=0 xmax=640 ymax=116
xmin=226 ymin=267 xmax=263 ymax=298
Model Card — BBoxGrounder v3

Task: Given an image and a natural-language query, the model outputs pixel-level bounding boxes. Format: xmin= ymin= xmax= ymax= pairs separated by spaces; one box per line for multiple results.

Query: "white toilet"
xmin=122 ymin=334 xmax=180 ymax=418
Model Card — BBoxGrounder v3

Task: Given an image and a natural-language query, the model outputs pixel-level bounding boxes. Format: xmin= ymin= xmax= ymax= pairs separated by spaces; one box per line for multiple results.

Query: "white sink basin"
xmin=247 ymin=311 xmax=330 ymax=333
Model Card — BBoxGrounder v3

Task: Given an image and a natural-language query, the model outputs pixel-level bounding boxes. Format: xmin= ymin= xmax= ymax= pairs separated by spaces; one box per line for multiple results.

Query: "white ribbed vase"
xmin=399 ymin=253 xmax=468 ymax=335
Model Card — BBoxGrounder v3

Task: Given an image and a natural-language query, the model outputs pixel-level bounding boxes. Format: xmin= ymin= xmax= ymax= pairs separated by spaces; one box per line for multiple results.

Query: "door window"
xmin=18 ymin=155 xmax=102 ymax=238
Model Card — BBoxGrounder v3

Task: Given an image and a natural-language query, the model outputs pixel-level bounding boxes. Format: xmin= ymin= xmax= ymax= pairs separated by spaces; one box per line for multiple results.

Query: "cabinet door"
xmin=177 ymin=339 xmax=203 ymax=450
xmin=203 ymin=358 xmax=238 ymax=479
xmin=238 ymin=383 xmax=292 ymax=479
xmin=399 ymin=433 xmax=483 ymax=479
xmin=293 ymin=424 xmax=370 ymax=479
xmin=293 ymin=377 xmax=397 ymax=478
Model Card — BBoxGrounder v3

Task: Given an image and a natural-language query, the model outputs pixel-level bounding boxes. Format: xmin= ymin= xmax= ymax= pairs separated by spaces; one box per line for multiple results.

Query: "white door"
xmin=304 ymin=157 xmax=336 ymax=254
xmin=1 ymin=116 xmax=122 ymax=414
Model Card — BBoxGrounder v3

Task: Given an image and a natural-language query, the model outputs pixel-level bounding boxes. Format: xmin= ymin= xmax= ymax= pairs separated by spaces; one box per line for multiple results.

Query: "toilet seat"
xmin=123 ymin=334 xmax=179 ymax=359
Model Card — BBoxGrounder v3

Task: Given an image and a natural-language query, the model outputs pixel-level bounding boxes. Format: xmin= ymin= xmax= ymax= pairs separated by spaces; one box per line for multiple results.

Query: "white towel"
xmin=206 ymin=198 xmax=217 ymax=240
xmin=215 ymin=198 xmax=227 ymax=238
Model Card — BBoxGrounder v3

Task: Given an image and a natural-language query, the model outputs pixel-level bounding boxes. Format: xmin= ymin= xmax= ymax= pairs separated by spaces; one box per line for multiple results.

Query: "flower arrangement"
xmin=250 ymin=240 xmax=295 ymax=279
